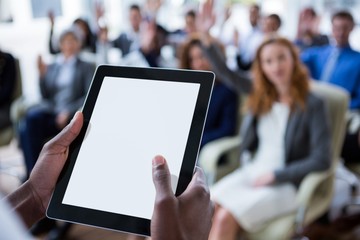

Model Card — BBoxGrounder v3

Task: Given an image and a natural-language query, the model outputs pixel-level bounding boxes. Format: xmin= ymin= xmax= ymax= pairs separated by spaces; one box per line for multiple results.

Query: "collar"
xmin=330 ymin=42 xmax=351 ymax=51
xmin=55 ymin=54 xmax=77 ymax=65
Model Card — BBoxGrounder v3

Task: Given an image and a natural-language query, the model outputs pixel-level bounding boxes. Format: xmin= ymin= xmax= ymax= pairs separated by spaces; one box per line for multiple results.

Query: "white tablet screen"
xmin=62 ymin=76 xmax=200 ymax=220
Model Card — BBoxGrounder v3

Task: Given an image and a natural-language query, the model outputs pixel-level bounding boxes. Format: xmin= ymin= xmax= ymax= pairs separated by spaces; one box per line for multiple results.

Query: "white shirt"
xmin=239 ymin=26 xmax=264 ymax=64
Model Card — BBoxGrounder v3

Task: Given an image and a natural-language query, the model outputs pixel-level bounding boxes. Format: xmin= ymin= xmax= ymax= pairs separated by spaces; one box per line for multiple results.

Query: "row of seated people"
xmin=1 ymin=2 xmax=359 ymax=240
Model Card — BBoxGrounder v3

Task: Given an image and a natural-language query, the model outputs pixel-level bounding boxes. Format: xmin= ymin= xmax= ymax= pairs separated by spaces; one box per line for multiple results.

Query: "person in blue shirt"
xmin=301 ymin=10 xmax=360 ymax=110
xmin=301 ymin=10 xmax=360 ymax=164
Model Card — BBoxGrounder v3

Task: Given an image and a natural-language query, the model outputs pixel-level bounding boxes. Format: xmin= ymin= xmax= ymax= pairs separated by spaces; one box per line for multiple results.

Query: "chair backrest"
xmin=310 ymin=80 xmax=349 ymax=168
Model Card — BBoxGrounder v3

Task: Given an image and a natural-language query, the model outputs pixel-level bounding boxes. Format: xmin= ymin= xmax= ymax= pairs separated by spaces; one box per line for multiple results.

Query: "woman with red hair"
xmin=197 ymin=2 xmax=331 ymax=239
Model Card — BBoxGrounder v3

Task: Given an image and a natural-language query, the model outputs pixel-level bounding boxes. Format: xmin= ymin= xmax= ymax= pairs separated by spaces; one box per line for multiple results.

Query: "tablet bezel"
xmin=46 ymin=65 xmax=214 ymax=236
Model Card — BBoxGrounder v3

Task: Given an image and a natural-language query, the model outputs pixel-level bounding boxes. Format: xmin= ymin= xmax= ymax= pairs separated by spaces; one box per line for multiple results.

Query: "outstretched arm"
xmin=197 ymin=0 xmax=252 ymax=95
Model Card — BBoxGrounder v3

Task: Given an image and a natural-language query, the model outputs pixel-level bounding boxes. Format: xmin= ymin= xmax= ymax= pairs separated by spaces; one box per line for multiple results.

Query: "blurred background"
xmin=0 ymin=0 xmax=360 ymax=103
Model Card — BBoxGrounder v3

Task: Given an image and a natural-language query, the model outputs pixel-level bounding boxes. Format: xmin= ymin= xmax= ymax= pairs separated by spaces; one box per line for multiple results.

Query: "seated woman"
xmin=196 ymin=5 xmax=331 ymax=238
xmin=178 ymin=35 xmax=238 ymax=148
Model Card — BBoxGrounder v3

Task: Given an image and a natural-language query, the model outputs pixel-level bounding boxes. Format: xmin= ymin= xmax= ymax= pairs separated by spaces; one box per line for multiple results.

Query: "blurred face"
xmin=185 ymin=15 xmax=196 ymax=33
xmin=74 ymin=21 xmax=88 ymax=37
xmin=189 ymin=44 xmax=211 ymax=71
xmin=260 ymin=43 xmax=294 ymax=90
xmin=129 ymin=9 xmax=142 ymax=31
xmin=60 ymin=34 xmax=81 ymax=58
xmin=332 ymin=17 xmax=353 ymax=47
xmin=249 ymin=6 xmax=260 ymax=27
xmin=262 ymin=16 xmax=279 ymax=34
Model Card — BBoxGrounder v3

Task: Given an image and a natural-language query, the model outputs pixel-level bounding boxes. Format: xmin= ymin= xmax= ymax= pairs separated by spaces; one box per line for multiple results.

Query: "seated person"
xmin=294 ymin=7 xmax=329 ymax=52
xmin=301 ymin=10 xmax=360 ymax=164
xmin=19 ymin=27 xmax=95 ymax=178
xmin=0 ymin=50 xmax=16 ymax=132
xmin=48 ymin=11 xmax=98 ymax=54
xmin=167 ymin=9 xmax=198 ymax=49
xmin=196 ymin=3 xmax=331 ymax=239
xmin=109 ymin=4 xmax=143 ymax=57
xmin=1 ymin=112 xmax=213 ymax=240
xmin=236 ymin=13 xmax=282 ymax=72
xmin=209 ymin=36 xmax=331 ymax=240
xmin=178 ymin=35 xmax=238 ymax=148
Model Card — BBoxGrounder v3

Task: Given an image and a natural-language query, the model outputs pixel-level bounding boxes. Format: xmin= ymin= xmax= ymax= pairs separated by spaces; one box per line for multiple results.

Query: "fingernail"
xmin=152 ymin=155 xmax=165 ymax=167
xmin=71 ymin=112 xmax=80 ymax=123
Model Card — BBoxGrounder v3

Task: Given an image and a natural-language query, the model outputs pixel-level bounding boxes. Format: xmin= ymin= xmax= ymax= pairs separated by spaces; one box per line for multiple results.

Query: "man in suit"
xmin=19 ymin=27 xmax=95 ymax=178
xmin=108 ymin=4 xmax=143 ymax=57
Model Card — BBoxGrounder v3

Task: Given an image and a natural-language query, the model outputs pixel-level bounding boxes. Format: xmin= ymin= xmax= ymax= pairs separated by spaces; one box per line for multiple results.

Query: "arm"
xmin=112 ymin=33 xmax=132 ymax=56
xmin=4 ymin=112 xmax=213 ymax=239
xmin=196 ymin=0 xmax=252 ymax=95
xmin=151 ymin=156 xmax=213 ymax=240
xmin=201 ymin=87 xmax=238 ymax=147
xmin=39 ymin=60 xmax=52 ymax=100
xmin=300 ymin=47 xmax=323 ymax=80
xmin=4 ymin=112 xmax=83 ymax=227
xmin=48 ymin=11 xmax=60 ymax=55
xmin=201 ymin=43 xmax=252 ymax=94
xmin=349 ymin=70 xmax=360 ymax=110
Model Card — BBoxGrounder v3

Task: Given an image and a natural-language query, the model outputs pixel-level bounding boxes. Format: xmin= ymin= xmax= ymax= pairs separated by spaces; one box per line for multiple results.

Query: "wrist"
xmin=199 ymin=32 xmax=212 ymax=47
xmin=4 ymin=181 xmax=45 ymax=227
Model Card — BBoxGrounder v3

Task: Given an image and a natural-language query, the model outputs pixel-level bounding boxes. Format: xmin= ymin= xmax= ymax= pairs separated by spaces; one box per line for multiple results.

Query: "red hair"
xmin=247 ymin=36 xmax=310 ymax=116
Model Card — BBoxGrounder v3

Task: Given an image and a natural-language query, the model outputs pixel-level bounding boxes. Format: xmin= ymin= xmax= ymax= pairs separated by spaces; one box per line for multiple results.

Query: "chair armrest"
xmin=10 ymin=97 xmax=37 ymax=126
xmin=198 ymin=135 xmax=241 ymax=184
xmin=295 ymin=170 xmax=333 ymax=225
xmin=296 ymin=170 xmax=331 ymax=205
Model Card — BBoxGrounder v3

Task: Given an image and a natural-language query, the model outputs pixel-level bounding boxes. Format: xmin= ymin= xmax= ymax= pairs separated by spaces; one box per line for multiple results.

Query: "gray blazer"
xmin=240 ymin=94 xmax=331 ymax=186
xmin=39 ymin=57 xmax=95 ymax=116
xmin=202 ymin=43 xmax=331 ymax=187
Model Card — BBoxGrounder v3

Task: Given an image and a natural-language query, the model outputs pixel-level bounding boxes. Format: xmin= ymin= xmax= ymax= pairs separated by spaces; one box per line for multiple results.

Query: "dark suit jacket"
xmin=39 ymin=57 xmax=95 ymax=116
xmin=112 ymin=33 xmax=134 ymax=57
xmin=201 ymin=82 xmax=238 ymax=148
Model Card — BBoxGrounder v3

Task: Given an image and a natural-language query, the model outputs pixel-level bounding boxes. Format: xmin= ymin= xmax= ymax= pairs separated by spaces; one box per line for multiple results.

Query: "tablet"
xmin=46 ymin=65 xmax=214 ymax=237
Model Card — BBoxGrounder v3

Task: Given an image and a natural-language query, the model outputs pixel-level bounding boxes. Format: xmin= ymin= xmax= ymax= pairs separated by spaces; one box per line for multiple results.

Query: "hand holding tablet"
xmin=46 ymin=65 xmax=215 ymax=236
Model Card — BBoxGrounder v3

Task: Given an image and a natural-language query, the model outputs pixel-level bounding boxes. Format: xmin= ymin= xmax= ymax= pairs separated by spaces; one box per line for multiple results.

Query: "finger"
xmin=181 ymin=166 xmax=209 ymax=196
xmin=152 ymin=155 xmax=173 ymax=198
xmin=204 ymin=0 xmax=213 ymax=15
xmin=191 ymin=166 xmax=208 ymax=187
xmin=48 ymin=111 xmax=84 ymax=148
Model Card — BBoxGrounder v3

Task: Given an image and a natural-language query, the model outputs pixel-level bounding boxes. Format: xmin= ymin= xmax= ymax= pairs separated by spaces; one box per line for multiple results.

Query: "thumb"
xmin=48 ymin=111 xmax=84 ymax=148
xmin=152 ymin=155 xmax=173 ymax=198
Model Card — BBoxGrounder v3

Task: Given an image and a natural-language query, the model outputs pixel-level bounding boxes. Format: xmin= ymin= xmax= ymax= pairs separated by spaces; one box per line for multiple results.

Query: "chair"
xmin=0 ymin=58 xmax=22 ymax=146
xmin=200 ymin=81 xmax=349 ymax=240
xmin=198 ymin=94 xmax=247 ymax=185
